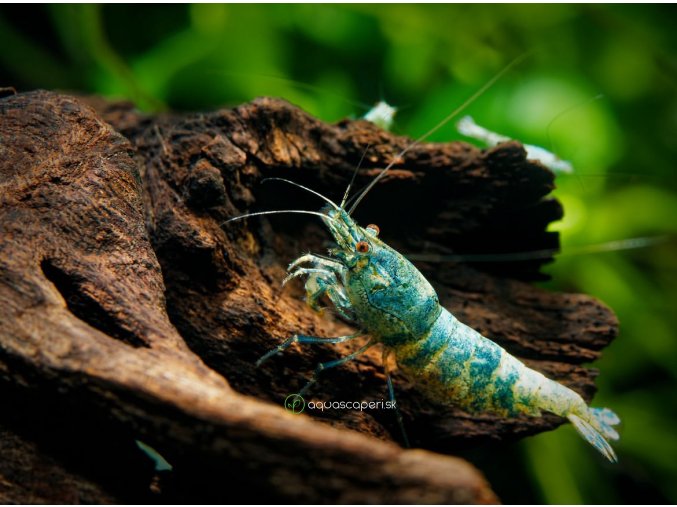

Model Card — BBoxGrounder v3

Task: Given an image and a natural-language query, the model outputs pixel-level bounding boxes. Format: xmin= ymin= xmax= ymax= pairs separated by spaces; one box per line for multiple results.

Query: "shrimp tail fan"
xmin=568 ymin=407 xmax=621 ymax=463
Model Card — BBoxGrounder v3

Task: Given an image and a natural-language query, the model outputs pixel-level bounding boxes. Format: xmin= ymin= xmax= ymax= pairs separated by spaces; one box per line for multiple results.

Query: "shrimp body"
xmin=395 ymin=309 xmax=584 ymax=418
xmin=457 ymin=115 xmax=574 ymax=173
xmin=284 ymin=206 xmax=620 ymax=462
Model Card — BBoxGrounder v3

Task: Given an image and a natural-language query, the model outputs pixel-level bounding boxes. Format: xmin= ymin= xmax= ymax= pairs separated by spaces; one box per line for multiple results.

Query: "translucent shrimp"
xmin=457 ymin=115 xmax=574 ymax=173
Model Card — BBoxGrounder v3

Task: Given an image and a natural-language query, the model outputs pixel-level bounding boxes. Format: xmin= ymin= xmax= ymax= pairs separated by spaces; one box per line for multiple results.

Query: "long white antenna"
xmin=262 ymin=178 xmax=340 ymax=210
xmin=222 ymin=209 xmax=337 ymax=225
xmin=340 ymin=144 xmax=371 ymax=209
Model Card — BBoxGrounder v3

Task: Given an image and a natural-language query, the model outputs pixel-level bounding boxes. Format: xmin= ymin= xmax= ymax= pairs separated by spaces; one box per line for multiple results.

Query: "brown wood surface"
xmin=0 ymin=89 xmax=618 ymax=503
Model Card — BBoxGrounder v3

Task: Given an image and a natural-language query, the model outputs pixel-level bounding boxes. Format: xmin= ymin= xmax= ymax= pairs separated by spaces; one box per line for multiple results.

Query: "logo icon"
xmin=284 ymin=394 xmax=305 ymax=414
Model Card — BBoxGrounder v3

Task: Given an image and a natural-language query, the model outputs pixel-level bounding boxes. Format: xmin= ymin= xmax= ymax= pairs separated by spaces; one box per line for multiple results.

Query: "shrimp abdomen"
xmin=394 ymin=309 xmax=526 ymax=415
xmin=393 ymin=308 xmax=621 ymax=461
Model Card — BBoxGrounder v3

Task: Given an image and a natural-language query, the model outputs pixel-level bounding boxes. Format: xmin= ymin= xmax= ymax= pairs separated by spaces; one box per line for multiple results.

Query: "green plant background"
xmin=1 ymin=4 xmax=675 ymax=503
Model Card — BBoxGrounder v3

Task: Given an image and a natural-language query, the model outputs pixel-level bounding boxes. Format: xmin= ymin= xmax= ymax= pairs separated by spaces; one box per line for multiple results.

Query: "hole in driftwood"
xmin=40 ymin=259 xmax=149 ymax=348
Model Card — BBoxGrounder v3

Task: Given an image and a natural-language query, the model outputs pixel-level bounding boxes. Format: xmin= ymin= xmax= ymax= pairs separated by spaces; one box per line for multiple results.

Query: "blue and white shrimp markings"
xmin=273 ymin=205 xmax=621 ymax=462
xmin=363 ymin=100 xmax=398 ymax=131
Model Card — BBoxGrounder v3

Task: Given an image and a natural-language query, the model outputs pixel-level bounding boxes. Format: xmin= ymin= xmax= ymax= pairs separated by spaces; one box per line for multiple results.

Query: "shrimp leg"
xmin=289 ymin=253 xmax=345 ymax=272
xmin=299 ymin=340 xmax=373 ymax=396
xmin=256 ymin=332 xmax=363 ymax=367
xmin=286 ymin=257 xmax=355 ymax=319
xmin=384 ymin=349 xmax=410 ymax=448
xmin=304 ymin=274 xmax=355 ymax=319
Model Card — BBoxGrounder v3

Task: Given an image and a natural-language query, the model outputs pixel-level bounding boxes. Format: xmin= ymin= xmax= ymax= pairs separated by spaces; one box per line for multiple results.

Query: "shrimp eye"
xmin=356 ymin=241 xmax=370 ymax=253
xmin=366 ymin=224 xmax=380 ymax=236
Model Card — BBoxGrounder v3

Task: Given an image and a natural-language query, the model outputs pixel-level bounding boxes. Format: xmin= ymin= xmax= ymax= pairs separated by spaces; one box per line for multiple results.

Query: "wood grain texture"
xmin=0 ymin=89 xmax=618 ymax=503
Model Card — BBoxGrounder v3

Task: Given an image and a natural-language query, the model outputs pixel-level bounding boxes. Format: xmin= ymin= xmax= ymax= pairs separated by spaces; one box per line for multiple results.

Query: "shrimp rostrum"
xmin=252 ymin=195 xmax=620 ymax=462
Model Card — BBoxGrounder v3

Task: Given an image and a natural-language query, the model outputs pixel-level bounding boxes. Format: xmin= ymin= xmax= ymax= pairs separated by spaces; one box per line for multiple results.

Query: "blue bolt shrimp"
xmin=230 ymin=171 xmax=621 ymax=464
xmin=248 ymin=196 xmax=621 ymax=462
xmin=226 ymin=57 xmax=621 ymax=462
xmin=255 ymin=193 xmax=621 ymax=460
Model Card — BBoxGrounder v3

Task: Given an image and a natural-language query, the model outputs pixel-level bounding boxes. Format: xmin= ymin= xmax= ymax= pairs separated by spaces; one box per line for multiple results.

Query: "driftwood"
xmin=0 ymin=89 xmax=618 ymax=503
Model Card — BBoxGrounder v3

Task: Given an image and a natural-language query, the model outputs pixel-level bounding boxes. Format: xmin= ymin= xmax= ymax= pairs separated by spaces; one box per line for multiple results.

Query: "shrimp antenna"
xmin=340 ymin=144 xmax=371 ymax=209
xmin=546 ymin=93 xmax=604 ymax=157
xmin=405 ymin=235 xmax=670 ymax=263
xmin=348 ymin=52 xmax=531 ymax=215
xmin=261 ymin=178 xmax=340 ymax=210
xmin=343 ymin=179 xmax=372 ymax=210
xmin=222 ymin=209 xmax=337 ymax=225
